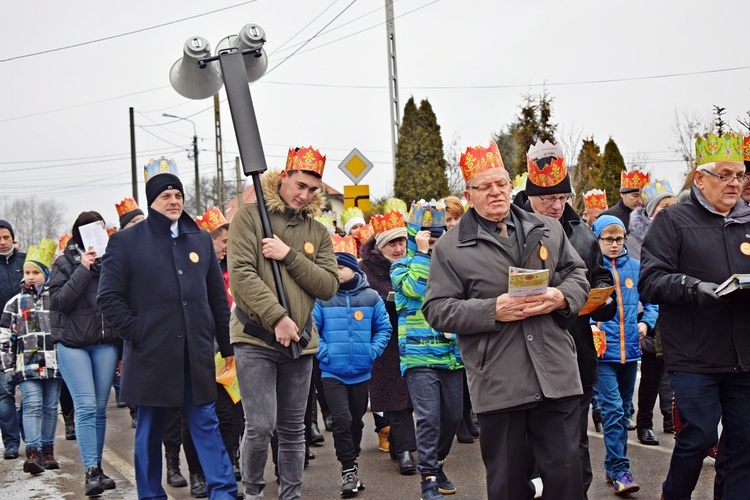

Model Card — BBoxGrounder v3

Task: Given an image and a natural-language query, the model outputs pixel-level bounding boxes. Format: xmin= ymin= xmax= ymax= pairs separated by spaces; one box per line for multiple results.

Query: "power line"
xmin=268 ymin=0 xmax=341 ymax=56
xmin=0 ymin=147 xmax=184 ymax=174
xmin=0 ymin=1 xmax=260 ymax=63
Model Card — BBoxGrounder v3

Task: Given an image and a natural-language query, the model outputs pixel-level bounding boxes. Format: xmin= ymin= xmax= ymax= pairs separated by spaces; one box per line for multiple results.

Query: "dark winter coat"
xmin=423 ymin=205 xmax=590 ymax=413
xmin=601 ymin=199 xmax=633 ymax=232
xmin=625 ymin=207 xmax=650 ymax=261
xmin=0 ymin=250 xmax=25 ymax=316
xmin=519 ymin=200 xmax=616 ymax=387
xmin=639 ymin=186 xmax=750 ymax=373
xmin=97 ymin=208 xmax=232 ymax=407
xmin=359 ymin=237 xmax=412 ymax=412
xmin=313 ymin=271 xmax=391 ymax=384
xmin=49 ymin=245 xmax=120 ymax=347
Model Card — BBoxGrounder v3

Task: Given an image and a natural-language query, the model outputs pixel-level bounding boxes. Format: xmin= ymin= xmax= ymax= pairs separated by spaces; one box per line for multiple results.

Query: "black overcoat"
xmin=97 ymin=208 xmax=232 ymax=407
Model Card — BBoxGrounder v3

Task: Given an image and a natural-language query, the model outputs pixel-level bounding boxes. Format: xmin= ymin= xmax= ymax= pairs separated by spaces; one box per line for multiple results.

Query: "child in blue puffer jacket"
xmin=313 ymin=250 xmax=391 ymax=498
xmin=591 ymin=215 xmax=658 ymax=496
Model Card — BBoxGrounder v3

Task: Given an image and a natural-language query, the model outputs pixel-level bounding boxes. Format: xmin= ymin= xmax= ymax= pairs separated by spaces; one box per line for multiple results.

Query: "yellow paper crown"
xmin=341 ymin=207 xmax=365 ymax=227
xmin=331 ymin=234 xmax=357 ymax=256
xmin=383 ymin=198 xmax=408 ymax=217
xmin=621 ymin=169 xmax=650 ymax=190
xmin=583 ymin=189 xmax=608 ymax=210
xmin=695 ymin=131 xmax=744 ymax=166
xmin=115 ymin=197 xmax=140 ymax=217
xmin=371 ymin=210 xmax=406 ymax=234
xmin=195 ymin=207 xmax=228 ymax=233
xmin=285 ymin=146 xmax=326 ymax=177
xmin=526 ymin=141 xmax=568 ymax=188
xmin=459 ymin=142 xmax=505 ymax=183
xmin=314 ymin=212 xmax=336 ymax=233
xmin=25 ymin=238 xmax=56 ymax=269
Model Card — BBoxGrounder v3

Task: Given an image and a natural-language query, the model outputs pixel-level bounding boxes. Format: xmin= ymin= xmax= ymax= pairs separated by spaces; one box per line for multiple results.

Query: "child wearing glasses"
xmin=590 ymin=215 xmax=658 ymax=496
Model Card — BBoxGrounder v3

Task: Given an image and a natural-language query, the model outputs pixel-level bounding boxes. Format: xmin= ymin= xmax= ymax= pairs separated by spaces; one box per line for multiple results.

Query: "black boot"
xmin=189 ymin=472 xmax=208 ymax=498
xmin=165 ymin=451 xmax=187 ymax=487
xmin=397 ymin=451 xmax=416 ymax=475
xmin=63 ymin=409 xmax=76 ymax=440
xmin=309 ymin=421 xmax=324 ymax=445
xmin=85 ymin=466 xmax=104 ymax=497
xmin=323 ymin=413 xmax=333 ymax=432
xmin=455 ymin=418 xmax=474 ymax=444
xmin=97 ymin=462 xmax=116 ymax=490
xmin=592 ymin=408 xmax=603 ymax=433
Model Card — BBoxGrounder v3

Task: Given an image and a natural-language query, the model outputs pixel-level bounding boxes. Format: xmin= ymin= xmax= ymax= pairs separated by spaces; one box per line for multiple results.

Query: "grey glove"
xmin=694 ymin=281 xmax=727 ymax=309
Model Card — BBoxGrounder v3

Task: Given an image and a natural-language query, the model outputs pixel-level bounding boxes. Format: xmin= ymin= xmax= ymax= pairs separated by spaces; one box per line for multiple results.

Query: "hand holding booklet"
xmin=715 ymin=274 xmax=750 ymax=297
xmin=508 ymin=267 xmax=549 ymax=297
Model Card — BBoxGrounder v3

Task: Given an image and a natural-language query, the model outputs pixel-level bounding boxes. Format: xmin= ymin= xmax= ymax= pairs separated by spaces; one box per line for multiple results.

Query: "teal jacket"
xmin=390 ymin=224 xmax=462 ymax=376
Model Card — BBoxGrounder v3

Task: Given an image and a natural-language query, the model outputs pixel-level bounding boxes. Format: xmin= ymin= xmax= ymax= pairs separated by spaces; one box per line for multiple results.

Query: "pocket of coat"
xmin=477 ymin=335 xmax=489 ymax=371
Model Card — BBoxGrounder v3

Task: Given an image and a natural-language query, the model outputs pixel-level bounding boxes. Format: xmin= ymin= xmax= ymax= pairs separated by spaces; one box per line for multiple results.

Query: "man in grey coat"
xmin=422 ymin=142 xmax=589 ymax=500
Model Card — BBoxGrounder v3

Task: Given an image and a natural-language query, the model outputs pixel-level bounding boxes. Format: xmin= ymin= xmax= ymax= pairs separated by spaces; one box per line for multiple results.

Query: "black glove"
xmin=590 ymin=296 xmax=616 ymax=322
xmin=693 ymin=281 xmax=727 ymax=309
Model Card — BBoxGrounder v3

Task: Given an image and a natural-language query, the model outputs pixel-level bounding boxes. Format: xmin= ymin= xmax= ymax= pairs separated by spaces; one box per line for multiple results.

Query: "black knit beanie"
xmin=146 ymin=174 xmax=184 ymax=207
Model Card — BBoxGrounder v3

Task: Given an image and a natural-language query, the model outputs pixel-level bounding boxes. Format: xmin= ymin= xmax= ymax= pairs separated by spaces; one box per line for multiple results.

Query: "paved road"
xmin=1 ymin=382 xmax=717 ymax=499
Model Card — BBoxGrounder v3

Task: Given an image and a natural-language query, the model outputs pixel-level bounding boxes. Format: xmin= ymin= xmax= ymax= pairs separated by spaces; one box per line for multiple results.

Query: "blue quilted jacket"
xmin=313 ymin=271 xmax=391 ymax=384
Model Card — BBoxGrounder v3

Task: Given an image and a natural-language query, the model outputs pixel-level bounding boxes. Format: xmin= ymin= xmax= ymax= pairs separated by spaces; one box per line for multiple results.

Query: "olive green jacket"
xmin=228 ymin=170 xmax=339 ymax=354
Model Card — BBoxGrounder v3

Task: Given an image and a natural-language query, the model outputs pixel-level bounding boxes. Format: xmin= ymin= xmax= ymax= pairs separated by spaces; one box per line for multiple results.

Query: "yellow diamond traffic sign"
xmin=338 ymin=148 xmax=374 ymax=185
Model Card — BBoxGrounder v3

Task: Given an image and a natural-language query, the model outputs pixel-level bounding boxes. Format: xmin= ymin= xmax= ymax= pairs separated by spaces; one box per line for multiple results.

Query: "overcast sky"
xmin=2 ymin=0 xmax=749 ymax=231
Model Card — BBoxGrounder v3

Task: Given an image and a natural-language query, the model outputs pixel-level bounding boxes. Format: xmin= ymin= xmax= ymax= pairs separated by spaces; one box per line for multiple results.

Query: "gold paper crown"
xmin=58 ymin=233 xmax=72 ymax=252
xmin=26 ymin=238 xmax=56 ymax=269
xmin=331 ymin=235 xmax=357 ymax=256
xmin=526 ymin=141 xmax=568 ymax=188
xmin=354 ymin=224 xmax=374 ymax=242
xmin=512 ymin=173 xmax=528 ymax=191
xmin=695 ymin=131 xmax=744 ymax=166
xmin=143 ymin=156 xmax=179 ymax=181
xmin=459 ymin=142 xmax=505 ymax=183
xmin=195 ymin=207 xmax=228 ymax=233
xmin=285 ymin=146 xmax=326 ymax=177
xmin=115 ymin=197 xmax=140 ymax=217
xmin=621 ymin=169 xmax=650 ymax=190
xmin=383 ymin=198 xmax=408 ymax=217
xmin=743 ymin=135 xmax=750 ymax=162
xmin=583 ymin=189 xmax=608 ymax=210
xmin=371 ymin=210 xmax=405 ymax=234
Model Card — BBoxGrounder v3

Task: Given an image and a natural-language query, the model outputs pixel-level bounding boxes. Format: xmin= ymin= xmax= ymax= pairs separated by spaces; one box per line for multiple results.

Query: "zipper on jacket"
xmin=479 ymin=336 xmax=490 ymax=370
xmin=610 ymin=258 xmax=626 ymax=364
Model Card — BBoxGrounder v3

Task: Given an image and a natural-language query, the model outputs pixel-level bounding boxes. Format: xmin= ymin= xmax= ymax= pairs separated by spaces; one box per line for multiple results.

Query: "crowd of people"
xmin=0 ymin=130 xmax=749 ymax=500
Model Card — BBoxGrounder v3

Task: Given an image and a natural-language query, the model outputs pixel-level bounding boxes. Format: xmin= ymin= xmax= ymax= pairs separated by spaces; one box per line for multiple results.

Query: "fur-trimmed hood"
xmin=261 ymin=169 xmax=323 ymax=217
xmin=628 ymin=206 xmax=650 ymax=244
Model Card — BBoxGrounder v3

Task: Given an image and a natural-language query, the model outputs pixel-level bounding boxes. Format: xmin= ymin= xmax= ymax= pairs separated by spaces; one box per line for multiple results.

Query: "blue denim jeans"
xmin=19 ymin=378 xmax=61 ymax=450
xmin=235 ymin=343 xmax=313 ymax=500
xmin=404 ymin=367 xmax=463 ymax=478
xmin=596 ymin=361 xmax=637 ymax=478
xmin=57 ymin=342 xmax=118 ymax=468
xmin=0 ymin=371 xmax=20 ymax=452
xmin=663 ymin=371 xmax=750 ymax=500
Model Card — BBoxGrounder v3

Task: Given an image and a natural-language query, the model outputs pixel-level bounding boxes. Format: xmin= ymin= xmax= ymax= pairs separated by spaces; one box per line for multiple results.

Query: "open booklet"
xmin=715 ymin=274 xmax=750 ymax=297
xmin=508 ymin=267 xmax=549 ymax=297
xmin=578 ymin=286 xmax=616 ymax=316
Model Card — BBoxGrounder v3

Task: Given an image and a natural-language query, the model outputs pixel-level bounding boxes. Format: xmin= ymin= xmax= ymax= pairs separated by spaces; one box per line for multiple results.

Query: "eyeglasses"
xmin=537 ymin=194 xmax=573 ymax=206
xmin=699 ymin=169 xmax=749 ymax=186
xmin=599 ymin=237 xmax=625 ymax=245
xmin=469 ymin=180 xmax=510 ymax=193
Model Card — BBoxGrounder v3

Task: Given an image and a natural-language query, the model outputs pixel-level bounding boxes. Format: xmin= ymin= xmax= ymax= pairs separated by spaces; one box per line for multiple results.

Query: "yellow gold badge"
xmin=625 ymin=278 xmax=634 ymax=289
xmin=304 ymin=242 xmax=315 ymax=254
xmin=353 ymin=310 xmax=364 ymax=321
xmin=539 ymin=244 xmax=548 ymax=261
xmin=741 ymin=242 xmax=750 ymax=256
xmin=189 ymin=252 xmax=200 ymax=263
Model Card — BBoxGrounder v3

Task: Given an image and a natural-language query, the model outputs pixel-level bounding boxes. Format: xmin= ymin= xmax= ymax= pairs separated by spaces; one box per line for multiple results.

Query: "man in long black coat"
xmin=98 ymin=164 xmax=236 ymax=499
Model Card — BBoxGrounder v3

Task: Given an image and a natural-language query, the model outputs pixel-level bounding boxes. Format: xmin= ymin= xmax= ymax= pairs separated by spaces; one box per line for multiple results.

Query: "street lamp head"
xmin=169 ymin=36 xmax=223 ymax=100
xmin=216 ymin=24 xmax=268 ymax=84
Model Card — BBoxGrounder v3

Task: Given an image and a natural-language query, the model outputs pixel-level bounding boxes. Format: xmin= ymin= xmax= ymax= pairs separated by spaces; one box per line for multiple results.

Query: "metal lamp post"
xmin=163 ymin=113 xmax=200 ymax=211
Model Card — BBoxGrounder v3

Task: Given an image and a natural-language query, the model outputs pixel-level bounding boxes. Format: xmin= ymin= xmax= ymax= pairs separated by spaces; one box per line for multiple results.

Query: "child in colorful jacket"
xmin=0 ymin=239 xmax=61 ymax=475
xmin=591 ymin=216 xmax=658 ymax=495
xmin=391 ymin=200 xmax=463 ymax=500
xmin=313 ymin=249 xmax=391 ymax=498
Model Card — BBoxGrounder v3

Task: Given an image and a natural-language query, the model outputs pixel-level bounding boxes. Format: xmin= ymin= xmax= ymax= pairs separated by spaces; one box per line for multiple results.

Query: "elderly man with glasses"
xmin=639 ymin=131 xmax=750 ymax=499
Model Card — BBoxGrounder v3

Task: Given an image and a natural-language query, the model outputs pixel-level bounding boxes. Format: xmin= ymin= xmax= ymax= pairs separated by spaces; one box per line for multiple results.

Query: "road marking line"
xmin=587 ymin=431 xmax=675 ymax=455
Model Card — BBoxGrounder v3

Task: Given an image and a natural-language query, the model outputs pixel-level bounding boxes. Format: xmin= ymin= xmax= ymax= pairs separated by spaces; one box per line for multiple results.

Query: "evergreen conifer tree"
xmin=597 ymin=138 xmax=627 ymax=208
xmin=572 ymin=138 xmax=602 ymax=212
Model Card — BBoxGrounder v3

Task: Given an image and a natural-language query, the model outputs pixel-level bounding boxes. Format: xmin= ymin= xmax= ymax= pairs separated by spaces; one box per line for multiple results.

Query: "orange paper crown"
xmin=331 ymin=234 xmax=358 ymax=256
xmin=526 ymin=141 xmax=568 ymax=188
xmin=195 ymin=207 xmax=228 ymax=233
xmin=371 ymin=210 xmax=406 ymax=234
xmin=115 ymin=197 xmax=139 ymax=217
xmin=106 ymin=227 xmax=117 ymax=237
xmin=353 ymin=223 xmax=374 ymax=243
xmin=744 ymin=135 xmax=750 ymax=162
xmin=621 ymin=169 xmax=650 ymax=190
xmin=58 ymin=233 xmax=72 ymax=252
xmin=285 ymin=146 xmax=326 ymax=177
xmin=583 ymin=189 xmax=608 ymax=210
xmin=459 ymin=142 xmax=505 ymax=183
